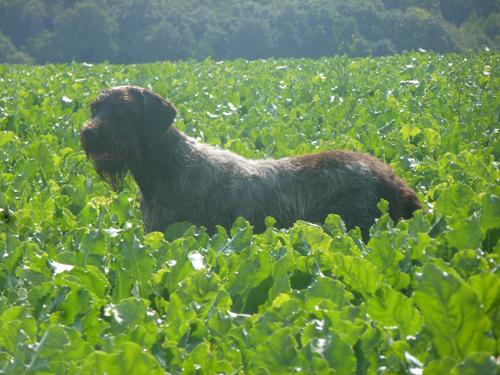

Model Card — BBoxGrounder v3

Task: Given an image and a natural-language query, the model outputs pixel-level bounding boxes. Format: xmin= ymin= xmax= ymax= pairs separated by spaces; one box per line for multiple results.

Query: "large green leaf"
xmin=367 ymin=284 xmax=423 ymax=336
xmin=481 ymin=187 xmax=500 ymax=231
xmin=414 ymin=263 xmax=495 ymax=360
xmin=302 ymin=331 xmax=357 ymax=375
xmin=83 ymin=342 xmax=163 ymax=374
xmin=0 ymin=131 xmax=16 ymax=148
xmin=253 ymin=327 xmax=299 ymax=371
xmin=330 ymin=253 xmax=383 ymax=295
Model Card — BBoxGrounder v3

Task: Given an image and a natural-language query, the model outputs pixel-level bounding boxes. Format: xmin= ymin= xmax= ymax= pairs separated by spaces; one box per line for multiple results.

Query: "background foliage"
xmin=0 ymin=0 xmax=499 ymax=64
xmin=0 ymin=52 xmax=499 ymax=373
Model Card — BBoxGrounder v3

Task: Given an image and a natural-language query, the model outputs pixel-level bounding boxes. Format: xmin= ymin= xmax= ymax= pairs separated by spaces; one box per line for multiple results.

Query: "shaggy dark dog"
xmin=81 ymin=86 xmax=422 ymax=240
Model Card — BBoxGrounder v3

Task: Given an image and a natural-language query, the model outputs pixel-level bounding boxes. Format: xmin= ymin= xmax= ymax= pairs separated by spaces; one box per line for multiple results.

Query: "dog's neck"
xmin=129 ymin=126 xmax=188 ymax=201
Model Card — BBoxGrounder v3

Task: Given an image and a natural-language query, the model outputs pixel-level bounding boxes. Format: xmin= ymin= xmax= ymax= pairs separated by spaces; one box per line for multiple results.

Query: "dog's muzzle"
xmin=81 ymin=126 xmax=98 ymax=144
xmin=81 ymin=125 xmax=112 ymax=161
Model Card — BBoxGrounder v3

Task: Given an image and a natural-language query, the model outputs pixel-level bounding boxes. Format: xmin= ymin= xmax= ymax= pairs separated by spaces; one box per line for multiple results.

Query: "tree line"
xmin=0 ymin=0 xmax=498 ymax=64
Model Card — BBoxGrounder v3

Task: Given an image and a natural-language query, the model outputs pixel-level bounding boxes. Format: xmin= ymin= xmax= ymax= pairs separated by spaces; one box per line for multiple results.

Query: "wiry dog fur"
xmin=81 ymin=86 xmax=422 ymax=240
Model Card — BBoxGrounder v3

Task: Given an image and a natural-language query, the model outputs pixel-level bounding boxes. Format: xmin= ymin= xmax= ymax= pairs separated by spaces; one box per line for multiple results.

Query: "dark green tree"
xmin=50 ymin=1 xmax=117 ymax=63
xmin=0 ymin=31 xmax=34 ymax=64
xmin=0 ymin=0 xmax=498 ymax=63
xmin=440 ymin=0 xmax=474 ymax=24
xmin=229 ymin=18 xmax=273 ymax=59
xmin=394 ymin=7 xmax=458 ymax=52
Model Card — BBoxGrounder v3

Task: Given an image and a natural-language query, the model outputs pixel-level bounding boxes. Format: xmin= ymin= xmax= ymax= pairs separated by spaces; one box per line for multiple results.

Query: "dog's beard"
xmin=92 ymin=159 xmax=129 ymax=190
xmin=82 ymin=125 xmax=141 ymax=190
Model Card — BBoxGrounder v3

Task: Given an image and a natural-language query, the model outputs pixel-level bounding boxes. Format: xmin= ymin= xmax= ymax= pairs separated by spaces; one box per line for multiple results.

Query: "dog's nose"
xmin=81 ymin=127 xmax=98 ymax=140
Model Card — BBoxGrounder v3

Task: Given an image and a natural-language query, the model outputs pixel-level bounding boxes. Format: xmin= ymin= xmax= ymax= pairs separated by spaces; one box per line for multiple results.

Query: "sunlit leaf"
xmin=414 ymin=263 xmax=495 ymax=360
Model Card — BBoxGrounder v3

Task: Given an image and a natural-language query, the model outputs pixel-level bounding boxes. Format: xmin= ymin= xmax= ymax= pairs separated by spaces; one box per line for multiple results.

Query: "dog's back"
xmin=286 ymin=150 xmax=422 ymax=239
xmin=142 ymin=134 xmax=422 ymax=240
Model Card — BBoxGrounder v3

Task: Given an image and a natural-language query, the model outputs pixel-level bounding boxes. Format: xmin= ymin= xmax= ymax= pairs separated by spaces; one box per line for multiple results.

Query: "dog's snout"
xmin=81 ymin=126 xmax=98 ymax=140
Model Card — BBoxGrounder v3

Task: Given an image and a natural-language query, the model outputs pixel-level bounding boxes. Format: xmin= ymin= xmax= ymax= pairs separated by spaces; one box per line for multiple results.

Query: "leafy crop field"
xmin=0 ymin=52 xmax=499 ymax=374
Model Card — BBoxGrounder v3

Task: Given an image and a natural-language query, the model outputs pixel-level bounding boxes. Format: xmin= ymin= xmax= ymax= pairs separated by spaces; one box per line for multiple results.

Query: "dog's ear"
xmin=141 ymin=89 xmax=177 ymax=142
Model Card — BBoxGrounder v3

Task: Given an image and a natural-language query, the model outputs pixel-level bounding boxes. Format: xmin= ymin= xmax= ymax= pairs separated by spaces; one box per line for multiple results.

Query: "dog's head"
xmin=81 ymin=85 xmax=177 ymax=188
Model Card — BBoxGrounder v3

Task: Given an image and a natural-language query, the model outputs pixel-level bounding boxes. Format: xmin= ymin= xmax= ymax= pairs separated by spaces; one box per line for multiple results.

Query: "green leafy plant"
xmin=0 ymin=52 xmax=498 ymax=374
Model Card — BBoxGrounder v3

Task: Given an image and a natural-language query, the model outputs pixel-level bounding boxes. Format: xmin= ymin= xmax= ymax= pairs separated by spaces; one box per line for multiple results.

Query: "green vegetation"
xmin=0 ymin=52 xmax=499 ymax=373
xmin=0 ymin=0 xmax=498 ymax=64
